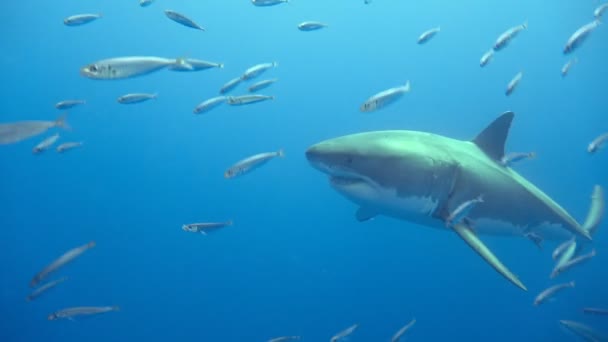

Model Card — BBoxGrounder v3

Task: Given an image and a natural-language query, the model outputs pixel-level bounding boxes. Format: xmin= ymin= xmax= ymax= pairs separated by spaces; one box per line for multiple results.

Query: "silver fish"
xmin=48 ymin=306 xmax=119 ymax=321
xmin=164 ymin=10 xmax=205 ymax=31
xmin=500 ymin=152 xmax=536 ymax=167
xmin=0 ymin=115 xmax=69 ymax=145
xmin=194 ymin=96 xmax=227 ymax=114
xmin=168 ymin=58 xmax=223 ymax=71
xmin=251 ymin=0 xmax=289 ymax=6
xmin=140 ymin=0 xmax=155 ymax=7
xmin=551 ymin=239 xmax=578 ymax=278
xmin=64 ymin=14 xmax=102 ymax=26
xmin=564 ymin=20 xmax=600 ymax=55
xmin=505 ymin=71 xmax=523 ymax=96
xmin=30 ymin=241 xmax=96 ymax=288
xmin=220 ymin=77 xmax=243 ymax=94
xmin=81 ymin=56 xmax=190 ymax=80
xmin=583 ymin=307 xmax=608 ymax=316
xmin=117 ymin=93 xmax=158 ymax=104
xmin=561 ymin=58 xmax=578 ymax=78
xmin=559 ymin=320 xmax=607 ymax=342
xmin=552 ymin=237 xmax=576 ymax=261
xmin=182 ymin=221 xmax=233 ymax=235
xmin=391 ymin=319 xmax=416 ymax=342
xmin=445 ymin=195 xmax=484 ymax=227
xmin=298 ymin=21 xmax=329 ymax=31
xmin=494 ymin=21 xmax=527 ymax=51
xmin=534 ymin=281 xmax=575 ymax=306
xmin=242 ymin=62 xmax=278 ymax=81
xmin=55 ymin=100 xmax=86 ymax=110
xmin=417 ymin=27 xmax=441 ymax=44
xmin=227 ymin=94 xmax=274 ymax=106
xmin=57 ymin=142 xmax=83 ymax=153
xmin=224 ymin=149 xmax=284 ymax=179
xmin=480 ymin=49 xmax=494 ymax=67
xmin=360 ymin=81 xmax=411 ymax=112
xmin=249 ymin=79 xmax=278 ymax=92
xmin=330 ymin=323 xmax=359 ymax=342
xmin=26 ymin=277 xmax=68 ymax=302
xmin=595 ymin=3 xmax=608 ymax=19
xmin=268 ymin=336 xmax=301 ymax=342
xmin=551 ymin=249 xmax=596 ymax=279
xmin=588 ymin=132 xmax=608 ymax=153
xmin=33 ymin=133 xmax=60 ymax=154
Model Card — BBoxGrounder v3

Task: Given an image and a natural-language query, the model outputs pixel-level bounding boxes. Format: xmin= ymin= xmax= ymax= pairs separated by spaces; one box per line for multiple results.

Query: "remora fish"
xmin=417 ymin=27 xmax=440 ymax=44
xmin=63 ymin=14 xmax=102 ymax=26
xmin=0 ymin=115 xmax=70 ymax=145
xmin=48 ymin=306 xmax=120 ymax=320
xmin=298 ymin=21 xmax=329 ymax=31
xmin=559 ymin=320 xmax=608 ymax=342
xmin=80 ymin=56 xmax=190 ymax=80
xmin=26 ymin=277 xmax=68 ymax=302
xmin=182 ymin=221 xmax=233 ymax=235
xmin=534 ymin=281 xmax=575 ymax=306
xmin=224 ymin=149 xmax=284 ymax=179
xmin=500 ymin=152 xmax=536 ymax=167
xmin=30 ymin=241 xmax=96 ymax=288
xmin=305 ymin=112 xmax=602 ymax=291
xmin=564 ymin=20 xmax=600 ymax=55
xmin=494 ymin=21 xmax=527 ymax=51
xmin=330 ymin=323 xmax=359 ymax=342
xmin=251 ymin=0 xmax=289 ymax=6
xmin=55 ymin=100 xmax=86 ymax=110
xmin=391 ymin=318 xmax=416 ymax=342
xmin=360 ymin=81 xmax=411 ymax=112
xmin=164 ymin=10 xmax=205 ymax=31
xmin=193 ymin=96 xmax=227 ymax=114
xmin=445 ymin=195 xmax=484 ymax=227
xmin=505 ymin=71 xmax=523 ymax=96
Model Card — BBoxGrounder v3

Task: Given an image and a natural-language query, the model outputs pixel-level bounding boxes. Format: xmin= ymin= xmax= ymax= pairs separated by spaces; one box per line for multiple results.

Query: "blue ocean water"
xmin=0 ymin=0 xmax=607 ymax=341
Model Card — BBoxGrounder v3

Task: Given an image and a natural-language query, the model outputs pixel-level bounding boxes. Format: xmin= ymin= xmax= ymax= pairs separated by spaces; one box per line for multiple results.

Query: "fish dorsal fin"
xmin=473 ymin=111 xmax=514 ymax=161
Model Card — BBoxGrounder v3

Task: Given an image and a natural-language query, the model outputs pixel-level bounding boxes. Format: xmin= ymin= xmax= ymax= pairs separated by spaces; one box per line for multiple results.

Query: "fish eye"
xmin=89 ymin=65 xmax=98 ymax=72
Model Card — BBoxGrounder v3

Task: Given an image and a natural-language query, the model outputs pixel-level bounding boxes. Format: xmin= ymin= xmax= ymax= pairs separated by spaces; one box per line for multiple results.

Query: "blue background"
xmin=0 ymin=0 xmax=607 ymax=341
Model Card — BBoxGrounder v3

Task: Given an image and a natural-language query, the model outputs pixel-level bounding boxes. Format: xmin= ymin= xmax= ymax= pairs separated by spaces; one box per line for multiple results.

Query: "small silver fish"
xmin=30 ymin=241 xmax=96 ymax=288
xmin=298 ymin=21 xmax=329 ymax=31
xmin=267 ymin=336 xmax=301 ymax=342
xmin=0 ymin=114 xmax=69 ymax=145
xmin=551 ymin=249 xmax=596 ymax=279
xmin=494 ymin=21 xmax=527 ymax=51
xmin=48 ymin=306 xmax=120 ymax=321
xmin=595 ymin=3 xmax=608 ymax=19
xmin=480 ymin=49 xmax=494 ymax=67
xmin=500 ymin=152 xmax=536 ymax=167
xmin=193 ymin=96 xmax=227 ymax=114
xmin=251 ymin=0 xmax=289 ymax=6
xmin=533 ymin=281 xmax=575 ymax=306
xmin=561 ymin=58 xmax=578 ymax=78
xmin=391 ymin=319 xmax=416 ymax=342
xmin=220 ymin=77 xmax=243 ymax=94
xmin=360 ymin=81 xmax=411 ymax=112
xmin=64 ymin=14 xmax=103 ymax=26
xmin=168 ymin=58 xmax=223 ymax=72
xmin=552 ymin=237 xmax=576 ymax=261
xmin=583 ymin=307 xmax=608 ymax=316
xmin=445 ymin=195 xmax=484 ymax=227
xmin=330 ymin=323 xmax=359 ymax=342
xmin=55 ymin=100 xmax=86 ymax=110
xmin=182 ymin=221 xmax=233 ymax=235
xmin=559 ymin=320 xmax=606 ymax=342
xmin=164 ymin=10 xmax=205 ymax=31
xmin=249 ymin=79 xmax=278 ymax=92
xmin=227 ymin=95 xmax=274 ymax=106
xmin=57 ymin=142 xmax=83 ymax=153
xmin=117 ymin=93 xmax=158 ymax=104
xmin=26 ymin=277 xmax=68 ymax=302
xmin=33 ymin=133 xmax=60 ymax=154
xmin=139 ymin=0 xmax=155 ymax=7
xmin=81 ymin=56 xmax=190 ymax=80
xmin=242 ymin=62 xmax=278 ymax=81
xmin=224 ymin=149 xmax=285 ymax=179
xmin=588 ymin=132 xmax=608 ymax=154
xmin=505 ymin=71 xmax=523 ymax=96
xmin=564 ymin=20 xmax=600 ymax=55
xmin=551 ymin=240 xmax=578 ymax=279
xmin=417 ymin=27 xmax=440 ymax=44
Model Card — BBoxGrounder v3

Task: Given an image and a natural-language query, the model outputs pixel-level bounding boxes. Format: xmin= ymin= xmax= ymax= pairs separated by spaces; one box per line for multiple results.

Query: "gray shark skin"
xmin=305 ymin=111 xmax=602 ymax=291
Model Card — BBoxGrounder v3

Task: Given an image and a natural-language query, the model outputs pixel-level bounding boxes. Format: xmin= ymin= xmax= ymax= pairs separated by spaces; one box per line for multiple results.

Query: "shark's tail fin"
xmin=582 ymin=185 xmax=604 ymax=237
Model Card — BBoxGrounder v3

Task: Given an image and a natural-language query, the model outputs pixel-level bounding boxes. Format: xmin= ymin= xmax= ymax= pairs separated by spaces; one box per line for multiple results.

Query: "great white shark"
xmin=305 ymin=111 xmax=604 ymax=291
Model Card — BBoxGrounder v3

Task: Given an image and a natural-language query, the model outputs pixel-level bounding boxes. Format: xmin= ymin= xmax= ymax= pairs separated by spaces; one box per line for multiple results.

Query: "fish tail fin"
xmin=522 ymin=20 xmax=528 ymax=29
xmin=87 ymin=241 xmax=97 ymax=248
xmin=111 ymin=306 xmax=120 ymax=311
xmin=152 ymin=93 xmax=159 ymax=99
xmin=226 ymin=219 xmax=234 ymax=226
xmin=218 ymin=63 xmax=224 ymax=69
xmin=529 ymin=152 xmax=537 ymax=159
xmin=582 ymin=185 xmax=604 ymax=237
xmin=55 ymin=113 xmax=71 ymax=131
xmin=273 ymin=61 xmax=279 ymax=68
xmin=277 ymin=149 xmax=285 ymax=158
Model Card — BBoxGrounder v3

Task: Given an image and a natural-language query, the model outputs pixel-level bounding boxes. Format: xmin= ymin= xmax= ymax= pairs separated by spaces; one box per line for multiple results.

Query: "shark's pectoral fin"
xmin=452 ymin=223 xmax=528 ymax=292
xmin=355 ymin=207 xmax=378 ymax=222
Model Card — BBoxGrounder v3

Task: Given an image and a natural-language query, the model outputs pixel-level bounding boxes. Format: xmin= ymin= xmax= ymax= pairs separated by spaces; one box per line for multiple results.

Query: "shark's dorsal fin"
xmin=473 ymin=111 xmax=514 ymax=161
